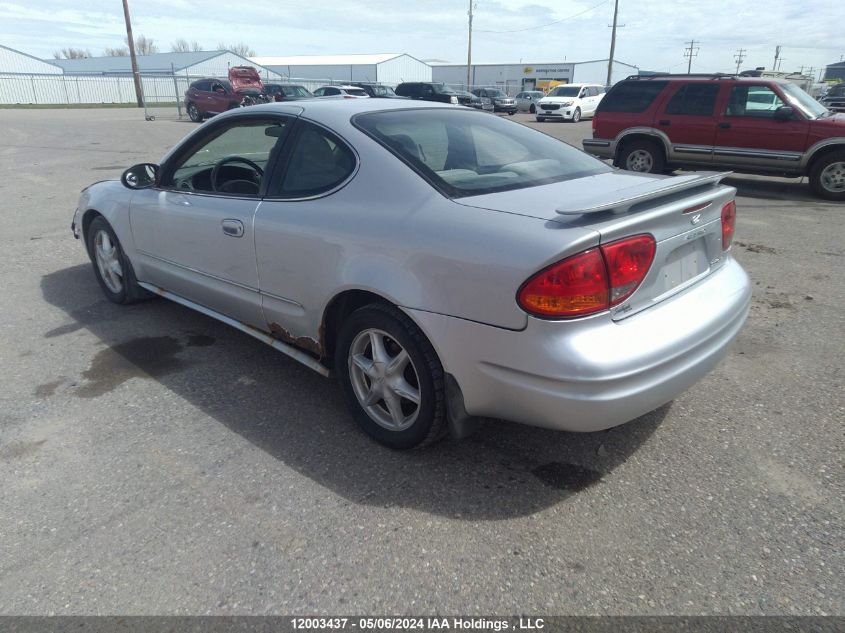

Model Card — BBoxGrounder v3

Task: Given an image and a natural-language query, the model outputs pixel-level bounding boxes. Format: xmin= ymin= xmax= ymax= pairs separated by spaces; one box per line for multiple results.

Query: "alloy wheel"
xmin=93 ymin=229 xmax=124 ymax=294
xmin=819 ymin=160 xmax=845 ymax=193
xmin=348 ymin=328 xmax=421 ymax=432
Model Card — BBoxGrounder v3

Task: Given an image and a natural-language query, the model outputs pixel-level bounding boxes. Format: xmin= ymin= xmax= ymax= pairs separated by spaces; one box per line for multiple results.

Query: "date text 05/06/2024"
xmin=290 ymin=617 xmax=545 ymax=631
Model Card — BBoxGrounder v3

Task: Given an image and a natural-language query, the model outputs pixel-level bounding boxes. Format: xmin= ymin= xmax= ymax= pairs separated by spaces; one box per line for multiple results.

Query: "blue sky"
xmin=1 ymin=0 xmax=842 ymax=77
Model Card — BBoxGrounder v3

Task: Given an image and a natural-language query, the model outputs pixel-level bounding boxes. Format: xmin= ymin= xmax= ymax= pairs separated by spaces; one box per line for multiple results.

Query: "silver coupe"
xmin=72 ymin=99 xmax=751 ymax=449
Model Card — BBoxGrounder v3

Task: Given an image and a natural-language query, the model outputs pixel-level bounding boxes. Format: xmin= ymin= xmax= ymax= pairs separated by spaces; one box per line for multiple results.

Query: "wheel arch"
xmin=804 ymin=140 xmax=845 ymax=173
xmin=320 ymin=288 xmax=396 ymax=369
xmin=614 ymin=129 xmax=671 ymax=165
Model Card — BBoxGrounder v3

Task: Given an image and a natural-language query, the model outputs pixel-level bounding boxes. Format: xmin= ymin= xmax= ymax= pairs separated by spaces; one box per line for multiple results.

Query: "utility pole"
xmin=466 ymin=0 xmax=473 ymax=90
xmin=683 ymin=40 xmax=699 ymax=74
xmin=772 ymin=45 xmax=781 ymax=71
xmin=122 ymin=0 xmax=144 ymax=107
xmin=605 ymin=0 xmax=620 ymax=87
xmin=734 ymin=48 xmax=746 ymax=74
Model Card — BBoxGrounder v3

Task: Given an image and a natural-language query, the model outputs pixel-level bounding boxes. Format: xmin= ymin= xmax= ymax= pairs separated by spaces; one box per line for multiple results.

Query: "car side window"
xmin=665 ymin=84 xmax=720 ymax=116
xmin=280 ymin=123 xmax=356 ymax=197
xmin=598 ymin=81 xmax=668 ymax=113
xmin=725 ymin=85 xmax=785 ymax=117
xmin=167 ymin=119 xmax=288 ymax=196
xmin=211 ymin=82 xmax=225 ymax=93
xmin=327 ymin=87 xmax=341 ymax=96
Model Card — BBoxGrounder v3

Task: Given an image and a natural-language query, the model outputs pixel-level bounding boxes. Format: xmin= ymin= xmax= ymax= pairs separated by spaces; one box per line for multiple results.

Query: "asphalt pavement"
xmin=0 ymin=107 xmax=842 ymax=615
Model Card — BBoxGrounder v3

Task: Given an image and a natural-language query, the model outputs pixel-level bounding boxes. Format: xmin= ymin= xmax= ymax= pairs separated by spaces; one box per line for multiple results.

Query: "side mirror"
xmin=774 ymin=105 xmax=794 ymax=121
xmin=121 ymin=163 xmax=159 ymax=190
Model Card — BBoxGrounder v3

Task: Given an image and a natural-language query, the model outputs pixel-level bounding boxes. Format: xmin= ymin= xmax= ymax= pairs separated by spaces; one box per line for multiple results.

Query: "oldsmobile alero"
xmin=72 ymin=99 xmax=751 ymax=449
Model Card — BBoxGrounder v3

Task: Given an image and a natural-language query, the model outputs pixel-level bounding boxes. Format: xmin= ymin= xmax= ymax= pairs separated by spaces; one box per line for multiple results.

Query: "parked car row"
xmin=582 ymin=74 xmax=845 ymax=200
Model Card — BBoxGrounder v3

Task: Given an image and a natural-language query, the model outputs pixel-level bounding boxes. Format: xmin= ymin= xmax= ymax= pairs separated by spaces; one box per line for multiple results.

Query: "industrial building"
xmin=0 ymin=44 xmax=63 ymax=74
xmin=824 ymin=60 xmax=845 ymax=82
xmin=249 ymin=53 xmax=432 ymax=84
xmin=49 ymin=50 xmax=284 ymax=79
xmin=431 ymin=59 xmax=639 ymax=92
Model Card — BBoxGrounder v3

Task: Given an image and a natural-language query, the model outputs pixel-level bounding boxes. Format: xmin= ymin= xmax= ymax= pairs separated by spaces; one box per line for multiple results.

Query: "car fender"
xmin=613 ymin=127 xmax=672 ymax=160
xmin=76 ymin=180 xmax=135 ymax=256
xmin=801 ymin=136 xmax=845 ymax=169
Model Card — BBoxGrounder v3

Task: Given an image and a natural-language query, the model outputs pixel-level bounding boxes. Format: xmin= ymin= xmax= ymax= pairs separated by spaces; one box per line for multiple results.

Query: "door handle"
xmin=658 ymin=119 xmax=671 ymax=126
xmin=221 ymin=219 xmax=244 ymax=238
xmin=718 ymin=122 xmax=731 ymax=129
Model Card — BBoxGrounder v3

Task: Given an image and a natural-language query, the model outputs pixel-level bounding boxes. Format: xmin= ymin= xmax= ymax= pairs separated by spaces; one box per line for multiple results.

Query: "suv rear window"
xmin=598 ymin=81 xmax=668 ymax=113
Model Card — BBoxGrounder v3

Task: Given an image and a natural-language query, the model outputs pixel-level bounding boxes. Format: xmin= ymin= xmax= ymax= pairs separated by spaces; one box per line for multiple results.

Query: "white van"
xmin=536 ymin=83 xmax=606 ymax=122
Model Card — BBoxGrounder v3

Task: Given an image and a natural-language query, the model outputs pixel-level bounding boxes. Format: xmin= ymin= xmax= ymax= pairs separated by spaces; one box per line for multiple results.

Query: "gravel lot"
xmin=0 ymin=107 xmax=842 ymax=615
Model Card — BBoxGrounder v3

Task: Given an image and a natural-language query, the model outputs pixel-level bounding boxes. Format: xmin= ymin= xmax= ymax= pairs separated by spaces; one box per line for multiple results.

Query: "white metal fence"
xmin=0 ymin=71 xmax=384 ymax=111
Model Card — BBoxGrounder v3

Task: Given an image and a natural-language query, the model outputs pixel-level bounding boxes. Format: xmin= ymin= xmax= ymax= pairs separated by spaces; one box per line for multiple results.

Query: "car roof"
xmin=623 ymin=74 xmax=789 ymax=84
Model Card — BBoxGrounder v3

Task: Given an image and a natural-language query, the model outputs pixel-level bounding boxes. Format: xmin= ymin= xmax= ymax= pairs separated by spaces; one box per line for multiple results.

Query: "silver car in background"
xmin=72 ymin=99 xmax=751 ymax=449
xmin=515 ymin=90 xmax=546 ymax=113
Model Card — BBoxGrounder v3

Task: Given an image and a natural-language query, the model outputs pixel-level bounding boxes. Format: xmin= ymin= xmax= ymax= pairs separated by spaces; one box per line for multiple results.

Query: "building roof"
xmin=250 ymin=53 xmax=408 ymax=66
xmin=429 ymin=58 xmax=637 ymax=69
xmin=1 ymin=44 xmax=64 ymax=73
xmin=49 ymin=50 xmax=231 ymax=74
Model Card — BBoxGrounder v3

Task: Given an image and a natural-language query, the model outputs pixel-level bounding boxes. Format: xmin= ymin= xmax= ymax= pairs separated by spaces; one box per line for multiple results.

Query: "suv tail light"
xmin=721 ymin=200 xmax=737 ymax=250
xmin=592 ymin=115 xmax=598 ymax=132
xmin=518 ymin=235 xmax=656 ymax=318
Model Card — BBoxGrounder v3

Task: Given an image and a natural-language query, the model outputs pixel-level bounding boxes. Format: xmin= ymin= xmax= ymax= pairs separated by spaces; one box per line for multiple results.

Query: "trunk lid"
xmin=457 ymin=171 xmax=736 ymax=321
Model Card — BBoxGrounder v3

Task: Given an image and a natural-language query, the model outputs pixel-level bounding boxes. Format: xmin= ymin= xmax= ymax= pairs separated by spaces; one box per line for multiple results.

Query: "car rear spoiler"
xmin=556 ymin=172 xmax=732 ymax=215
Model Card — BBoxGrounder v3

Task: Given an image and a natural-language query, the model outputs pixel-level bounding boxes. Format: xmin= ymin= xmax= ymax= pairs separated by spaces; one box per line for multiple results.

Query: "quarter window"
xmin=665 ymin=84 xmax=720 ymax=116
xmin=280 ymin=123 xmax=355 ymax=197
xmin=597 ymin=81 xmax=668 ymax=113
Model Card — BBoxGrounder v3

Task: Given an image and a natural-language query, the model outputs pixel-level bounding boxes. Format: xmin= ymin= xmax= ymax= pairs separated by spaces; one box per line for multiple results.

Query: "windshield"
xmin=372 ymin=85 xmax=396 ymax=97
xmin=549 ymin=86 xmax=580 ymax=97
xmin=355 ymin=108 xmax=609 ymax=197
xmin=488 ymin=90 xmax=507 ymax=98
xmin=282 ymin=85 xmax=312 ymax=98
xmin=826 ymin=85 xmax=845 ymax=96
xmin=780 ymin=83 xmax=828 ymax=118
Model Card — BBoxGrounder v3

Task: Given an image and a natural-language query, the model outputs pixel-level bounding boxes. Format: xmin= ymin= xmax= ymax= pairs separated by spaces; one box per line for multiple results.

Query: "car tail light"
xmin=721 ymin=200 xmax=737 ymax=250
xmin=517 ymin=235 xmax=656 ymax=318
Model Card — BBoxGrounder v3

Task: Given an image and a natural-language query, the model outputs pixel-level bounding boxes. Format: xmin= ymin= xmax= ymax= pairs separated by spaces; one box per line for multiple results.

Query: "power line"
xmin=683 ymin=40 xmax=699 ymax=74
xmin=475 ymin=0 xmax=611 ymax=34
xmin=734 ymin=48 xmax=746 ymax=74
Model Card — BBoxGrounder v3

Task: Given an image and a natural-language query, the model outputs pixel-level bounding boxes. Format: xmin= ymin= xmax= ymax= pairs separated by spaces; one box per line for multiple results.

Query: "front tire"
xmin=808 ymin=151 xmax=845 ymax=201
xmin=572 ymin=107 xmax=581 ymax=123
xmin=335 ymin=304 xmax=447 ymax=449
xmin=85 ymin=216 xmax=149 ymax=305
xmin=187 ymin=102 xmax=202 ymax=122
xmin=618 ymin=139 xmax=665 ymax=174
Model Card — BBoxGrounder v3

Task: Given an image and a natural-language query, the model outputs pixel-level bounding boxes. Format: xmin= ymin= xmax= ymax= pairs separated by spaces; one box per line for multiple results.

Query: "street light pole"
xmin=466 ymin=0 xmax=473 ymax=90
xmin=605 ymin=0 xmax=619 ymax=87
xmin=122 ymin=0 xmax=144 ymax=107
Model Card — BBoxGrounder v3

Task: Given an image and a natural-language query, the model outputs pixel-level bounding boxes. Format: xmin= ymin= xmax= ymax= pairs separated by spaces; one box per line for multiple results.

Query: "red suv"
xmin=184 ymin=79 xmax=242 ymax=122
xmin=583 ymin=74 xmax=845 ymax=200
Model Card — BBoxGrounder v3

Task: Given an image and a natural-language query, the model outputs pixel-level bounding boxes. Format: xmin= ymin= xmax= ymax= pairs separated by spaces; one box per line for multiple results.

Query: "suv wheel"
xmin=187 ymin=103 xmax=203 ymax=122
xmin=619 ymin=139 xmax=665 ymax=174
xmin=572 ymin=107 xmax=581 ymax=123
xmin=529 ymin=104 xmax=536 ymax=114
xmin=809 ymin=151 xmax=845 ymax=201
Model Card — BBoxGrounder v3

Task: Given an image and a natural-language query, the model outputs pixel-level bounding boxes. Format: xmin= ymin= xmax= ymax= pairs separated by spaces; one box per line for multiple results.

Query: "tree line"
xmin=53 ymin=38 xmax=256 ymax=59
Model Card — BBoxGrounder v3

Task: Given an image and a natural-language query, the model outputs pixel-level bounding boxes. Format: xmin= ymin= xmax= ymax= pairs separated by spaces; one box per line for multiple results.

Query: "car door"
xmin=206 ymin=81 xmax=231 ymax=113
xmin=129 ymin=114 xmax=293 ymax=328
xmin=254 ymin=120 xmax=358 ymax=346
xmin=713 ymin=83 xmax=810 ymax=169
xmin=656 ymin=82 xmax=722 ymax=165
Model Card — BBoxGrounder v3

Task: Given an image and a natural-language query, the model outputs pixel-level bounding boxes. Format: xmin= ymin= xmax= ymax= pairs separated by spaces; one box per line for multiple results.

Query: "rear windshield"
xmin=548 ymin=86 xmax=580 ymax=97
xmin=354 ymin=108 xmax=609 ymax=198
xmin=598 ymin=81 xmax=668 ymax=113
xmin=282 ymin=85 xmax=312 ymax=97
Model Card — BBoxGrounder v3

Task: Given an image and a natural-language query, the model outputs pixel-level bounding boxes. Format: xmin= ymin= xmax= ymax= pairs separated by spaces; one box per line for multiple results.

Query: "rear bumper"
xmin=406 ymin=257 xmax=751 ymax=432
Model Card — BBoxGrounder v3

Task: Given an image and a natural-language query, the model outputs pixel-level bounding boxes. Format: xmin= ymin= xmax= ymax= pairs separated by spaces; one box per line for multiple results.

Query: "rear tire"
xmin=85 ymin=216 xmax=150 ymax=305
xmin=808 ymin=151 xmax=845 ymax=201
xmin=335 ymin=304 xmax=447 ymax=450
xmin=529 ymin=104 xmax=536 ymax=114
xmin=618 ymin=138 xmax=665 ymax=174
xmin=187 ymin=102 xmax=202 ymax=122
